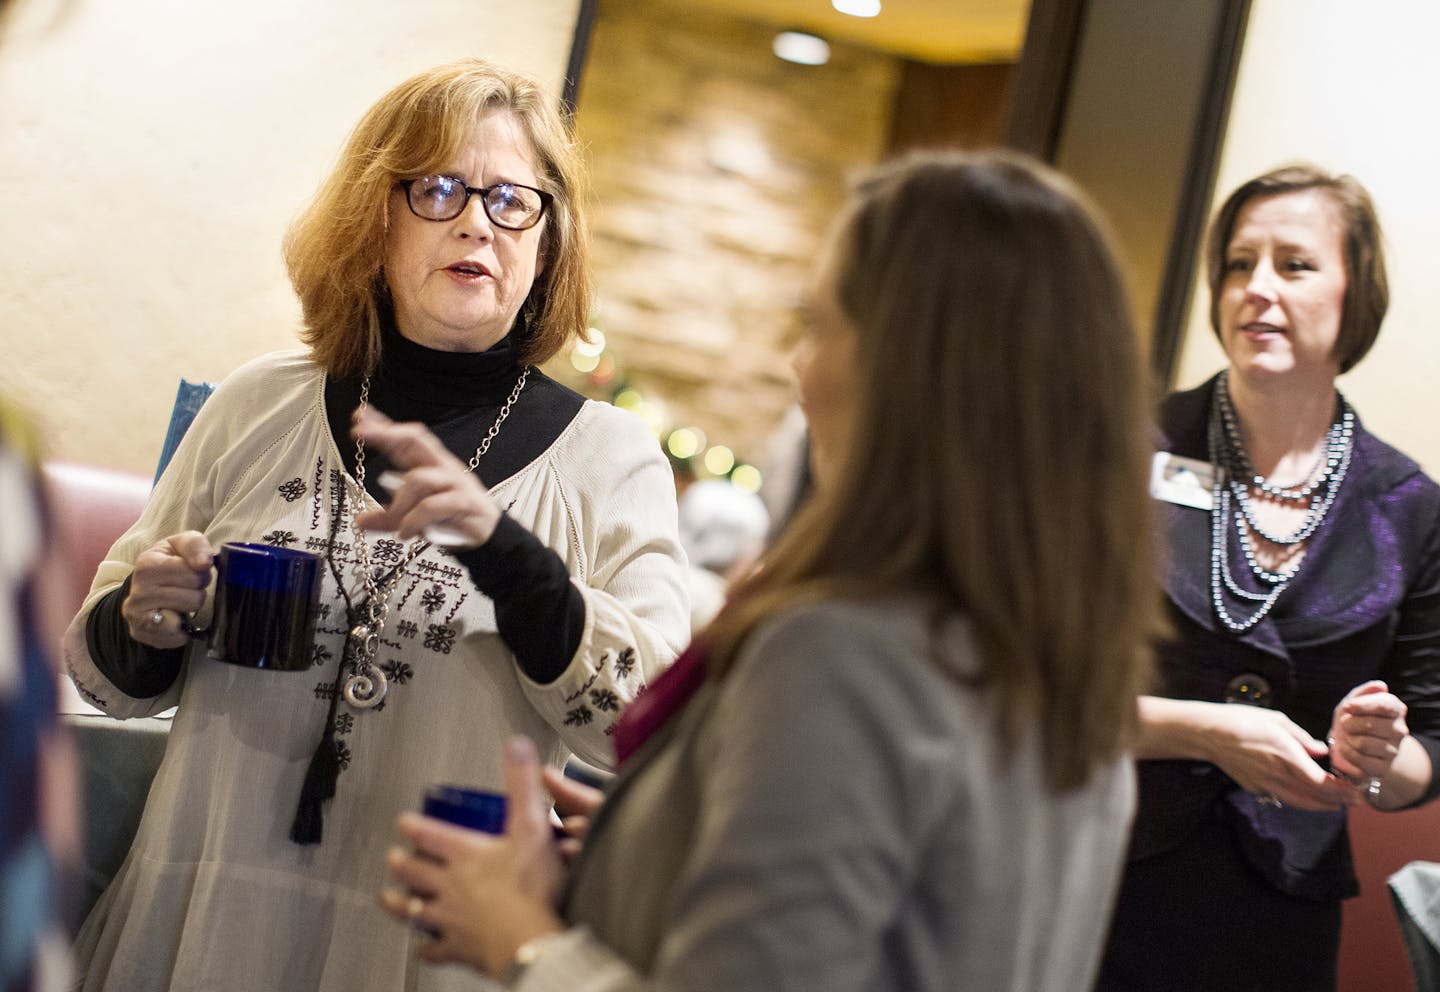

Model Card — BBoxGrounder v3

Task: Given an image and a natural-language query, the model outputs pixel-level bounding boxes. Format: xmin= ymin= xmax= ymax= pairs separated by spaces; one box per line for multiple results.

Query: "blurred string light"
xmin=772 ymin=30 xmax=830 ymax=65
xmin=666 ymin=427 xmax=706 ymax=460
xmin=569 ymin=328 xmax=607 ymax=374
xmin=833 ymin=0 xmax=881 ymax=16
xmin=703 ymin=445 xmax=736 ymax=477
xmin=730 ymin=464 xmax=763 ymax=493
xmin=590 ymin=353 xmax=617 ymax=385
xmin=587 ymin=327 xmax=762 ymax=492
xmin=613 ymin=387 xmax=643 ymax=412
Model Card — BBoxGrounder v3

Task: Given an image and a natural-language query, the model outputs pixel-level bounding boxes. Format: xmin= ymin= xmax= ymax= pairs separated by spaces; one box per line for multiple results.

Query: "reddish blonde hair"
xmin=284 ymin=58 xmax=591 ymax=376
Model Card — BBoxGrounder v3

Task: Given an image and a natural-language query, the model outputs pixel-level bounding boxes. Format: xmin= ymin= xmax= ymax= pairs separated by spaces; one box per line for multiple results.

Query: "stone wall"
xmin=549 ymin=0 xmax=901 ymax=477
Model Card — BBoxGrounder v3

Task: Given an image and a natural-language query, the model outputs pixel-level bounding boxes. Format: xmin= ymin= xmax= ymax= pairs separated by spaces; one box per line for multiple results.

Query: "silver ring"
xmin=406 ymin=895 xmax=425 ymax=922
xmin=150 ymin=610 xmax=165 ymax=627
xmin=1255 ymin=793 xmax=1282 ymax=808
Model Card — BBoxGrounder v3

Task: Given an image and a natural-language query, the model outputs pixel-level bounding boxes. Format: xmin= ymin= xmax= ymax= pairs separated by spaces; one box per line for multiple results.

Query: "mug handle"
xmin=178 ymin=553 xmax=222 ymax=638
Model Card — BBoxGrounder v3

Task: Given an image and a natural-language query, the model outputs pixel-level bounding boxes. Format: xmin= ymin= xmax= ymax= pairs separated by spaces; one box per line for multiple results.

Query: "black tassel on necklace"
xmin=289 ymin=660 xmax=347 ymax=844
xmin=290 ymin=477 xmax=364 ymax=845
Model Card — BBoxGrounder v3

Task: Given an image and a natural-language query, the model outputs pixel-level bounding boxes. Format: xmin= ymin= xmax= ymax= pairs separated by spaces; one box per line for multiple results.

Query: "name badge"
xmin=1150 ymin=452 xmax=1219 ymax=510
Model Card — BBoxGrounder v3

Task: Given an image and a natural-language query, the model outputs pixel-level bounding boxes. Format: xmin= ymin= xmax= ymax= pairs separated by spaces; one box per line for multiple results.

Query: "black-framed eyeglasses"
xmin=397 ymin=174 xmax=553 ymax=230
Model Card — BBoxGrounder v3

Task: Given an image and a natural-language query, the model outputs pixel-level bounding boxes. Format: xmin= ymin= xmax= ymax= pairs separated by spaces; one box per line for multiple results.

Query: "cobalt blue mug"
xmin=183 ymin=542 xmax=322 ymax=671
xmin=421 ymin=785 xmax=508 ymax=833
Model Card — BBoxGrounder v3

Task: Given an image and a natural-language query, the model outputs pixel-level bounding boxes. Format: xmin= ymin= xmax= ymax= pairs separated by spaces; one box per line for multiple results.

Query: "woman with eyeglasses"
xmin=378 ymin=150 xmax=1164 ymax=992
xmin=62 ymin=58 xmax=689 ymax=992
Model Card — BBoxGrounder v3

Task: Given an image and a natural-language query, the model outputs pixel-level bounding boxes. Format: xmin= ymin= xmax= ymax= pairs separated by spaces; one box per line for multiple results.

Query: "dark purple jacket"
xmin=1132 ymin=375 xmax=1440 ymax=901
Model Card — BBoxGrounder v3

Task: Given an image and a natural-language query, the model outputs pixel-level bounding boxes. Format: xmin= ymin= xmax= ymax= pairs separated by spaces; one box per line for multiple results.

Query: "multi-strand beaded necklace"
xmin=1207 ymin=371 xmax=1355 ymax=634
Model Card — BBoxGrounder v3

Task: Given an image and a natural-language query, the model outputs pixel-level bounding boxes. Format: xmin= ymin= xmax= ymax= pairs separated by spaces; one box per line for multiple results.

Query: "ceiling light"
xmin=772 ymin=30 xmax=831 ymax=66
xmin=833 ymin=0 xmax=881 ymax=17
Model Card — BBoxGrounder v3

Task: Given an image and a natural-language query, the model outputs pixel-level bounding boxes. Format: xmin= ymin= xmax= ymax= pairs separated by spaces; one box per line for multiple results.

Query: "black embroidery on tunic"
xmin=396 ymin=575 xmax=422 ymax=611
xmin=612 ymin=647 xmax=637 ymax=680
xmin=309 ymin=458 xmax=324 ymax=529
xmin=278 ymin=477 xmax=306 ymax=502
xmin=564 ymin=672 xmax=598 ymax=704
xmin=310 ymin=643 xmax=333 ymax=669
xmin=333 ymin=713 xmax=355 ymax=735
xmin=420 ymin=585 xmax=446 ymax=614
xmin=416 ymin=559 xmax=466 ymax=585
xmin=564 ymin=705 xmax=593 ymax=726
xmin=263 ymin=529 xmax=298 ymax=548
xmin=69 ymin=668 xmax=107 ymax=709
xmin=372 ymin=538 xmax=405 ymax=566
xmin=396 ymin=619 xmax=419 ymax=639
xmin=590 ymin=688 xmax=620 ymax=712
xmin=424 ymin=624 xmax=456 ymax=654
xmin=382 ymin=659 xmax=414 ymax=685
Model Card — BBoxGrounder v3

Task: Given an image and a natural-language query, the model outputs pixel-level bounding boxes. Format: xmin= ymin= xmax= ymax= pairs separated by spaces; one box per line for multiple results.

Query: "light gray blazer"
xmin=516 ymin=596 xmax=1136 ymax=991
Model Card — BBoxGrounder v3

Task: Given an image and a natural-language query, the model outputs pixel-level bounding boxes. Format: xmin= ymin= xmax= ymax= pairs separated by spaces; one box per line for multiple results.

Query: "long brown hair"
xmin=706 ymin=150 xmax=1162 ymax=791
xmin=284 ymin=58 xmax=591 ymax=377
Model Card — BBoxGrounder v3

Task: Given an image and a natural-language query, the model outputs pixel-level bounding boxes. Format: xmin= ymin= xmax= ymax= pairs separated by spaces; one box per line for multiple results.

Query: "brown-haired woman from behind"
xmin=381 ymin=149 xmax=1164 ymax=992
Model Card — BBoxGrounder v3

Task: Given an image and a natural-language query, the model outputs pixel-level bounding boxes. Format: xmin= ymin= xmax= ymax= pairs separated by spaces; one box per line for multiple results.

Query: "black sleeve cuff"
xmin=84 ymin=575 xmax=186 ymax=699
xmin=1411 ymin=732 xmax=1440 ymax=807
xmin=452 ymin=514 xmax=585 ymax=684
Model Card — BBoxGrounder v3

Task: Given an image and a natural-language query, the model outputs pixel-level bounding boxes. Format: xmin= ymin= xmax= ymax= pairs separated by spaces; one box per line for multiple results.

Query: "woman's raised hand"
xmin=122 ymin=531 xmax=213 ymax=648
xmin=351 ymin=406 xmax=502 ymax=550
xmin=1328 ymin=680 xmax=1408 ymax=793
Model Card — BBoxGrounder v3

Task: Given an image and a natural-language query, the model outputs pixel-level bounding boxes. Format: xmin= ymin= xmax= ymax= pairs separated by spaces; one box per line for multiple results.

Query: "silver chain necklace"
xmin=340 ymin=366 xmax=530 ymax=709
xmin=1207 ymin=371 xmax=1353 ymax=634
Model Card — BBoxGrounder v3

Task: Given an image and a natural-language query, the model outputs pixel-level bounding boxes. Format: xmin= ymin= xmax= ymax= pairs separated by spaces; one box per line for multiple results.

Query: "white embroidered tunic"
xmin=63 ymin=350 xmax=689 ymax=992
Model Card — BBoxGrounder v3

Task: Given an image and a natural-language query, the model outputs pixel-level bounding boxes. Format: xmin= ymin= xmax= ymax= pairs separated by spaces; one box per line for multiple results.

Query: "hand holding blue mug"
xmin=381 ymin=738 xmax=568 ymax=975
xmin=123 ymin=531 xmax=215 ymax=649
xmin=125 ymin=537 xmax=322 ymax=670
xmin=182 ymin=543 xmax=323 ymax=671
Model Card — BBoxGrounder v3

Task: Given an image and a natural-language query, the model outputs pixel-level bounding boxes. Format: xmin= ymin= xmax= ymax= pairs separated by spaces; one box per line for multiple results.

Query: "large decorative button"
xmin=1223 ymin=672 xmax=1273 ymax=707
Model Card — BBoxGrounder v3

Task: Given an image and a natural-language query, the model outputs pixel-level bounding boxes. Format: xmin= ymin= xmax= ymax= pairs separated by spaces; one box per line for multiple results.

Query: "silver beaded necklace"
xmin=1207 ymin=371 xmax=1354 ymax=634
xmin=340 ymin=366 xmax=530 ymax=709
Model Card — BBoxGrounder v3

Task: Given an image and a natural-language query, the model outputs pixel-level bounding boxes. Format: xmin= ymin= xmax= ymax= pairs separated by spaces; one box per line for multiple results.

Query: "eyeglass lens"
xmin=406 ymin=175 xmax=545 ymax=229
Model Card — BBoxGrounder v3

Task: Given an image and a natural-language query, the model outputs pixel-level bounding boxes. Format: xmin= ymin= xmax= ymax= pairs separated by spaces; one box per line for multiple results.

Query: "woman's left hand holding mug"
xmin=381 ymin=737 xmax=566 ymax=977
xmin=352 ymin=406 xmax=502 ymax=550
xmin=122 ymin=531 xmax=215 ymax=648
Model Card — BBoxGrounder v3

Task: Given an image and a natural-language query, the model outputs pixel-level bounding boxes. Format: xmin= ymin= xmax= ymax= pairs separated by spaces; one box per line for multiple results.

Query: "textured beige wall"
xmin=1174 ymin=0 xmax=1440 ymax=475
xmin=0 ymin=0 xmax=580 ymax=475
xmin=555 ymin=0 xmax=900 ymax=467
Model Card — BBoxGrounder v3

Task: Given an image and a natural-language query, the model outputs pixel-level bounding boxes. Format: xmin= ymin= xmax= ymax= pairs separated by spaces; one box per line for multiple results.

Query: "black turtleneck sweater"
xmin=87 ymin=322 xmax=588 ymax=698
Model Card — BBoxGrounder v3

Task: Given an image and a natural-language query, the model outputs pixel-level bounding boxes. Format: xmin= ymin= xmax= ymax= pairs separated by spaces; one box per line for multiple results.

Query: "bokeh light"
xmin=575 ymin=329 xmax=607 ymax=357
xmin=666 ymin=427 xmax=704 ymax=460
xmin=703 ymin=444 xmax=735 ymax=477
xmin=731 ymin=464 xmax=763 ymax=492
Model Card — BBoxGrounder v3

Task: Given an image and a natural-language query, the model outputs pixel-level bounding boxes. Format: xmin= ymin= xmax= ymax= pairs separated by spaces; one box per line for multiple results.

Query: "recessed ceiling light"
xmin=772 ymin=30 xmax=831 ymax=66
xmin=833 ymin=0 xmax=881 ymax=17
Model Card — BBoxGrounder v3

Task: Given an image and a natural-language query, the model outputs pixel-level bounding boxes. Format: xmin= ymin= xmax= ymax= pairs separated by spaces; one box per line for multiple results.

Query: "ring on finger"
xmin=406 ymin=895 xmax=425 ymax=922
xmin=1255 ymin=793 xmax=1283 ymax=808
xmin=150 ymin=610 xmax=165 ymax=627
